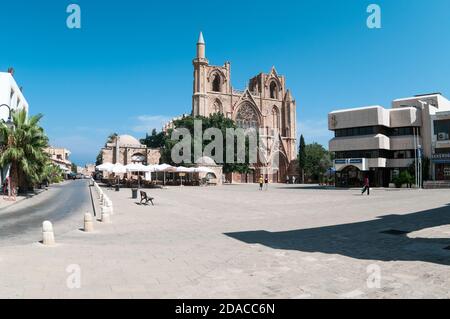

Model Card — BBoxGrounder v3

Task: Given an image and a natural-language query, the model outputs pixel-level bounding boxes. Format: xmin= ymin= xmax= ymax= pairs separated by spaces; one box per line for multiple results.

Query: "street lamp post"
xmin=0 ymin=104 xmax=14 ymax=128
xmin=0 ymin=104 xmax=15 ymax=199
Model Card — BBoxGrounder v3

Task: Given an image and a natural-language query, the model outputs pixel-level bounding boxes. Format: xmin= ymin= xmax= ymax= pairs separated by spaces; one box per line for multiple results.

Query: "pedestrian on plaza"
xmin=264 ymin=176 xmax=269 ymax=190
xmin=259 ymin=175 xmax=264 ymax=191
xmin=362 ymin=176 xmax=370 ymax=196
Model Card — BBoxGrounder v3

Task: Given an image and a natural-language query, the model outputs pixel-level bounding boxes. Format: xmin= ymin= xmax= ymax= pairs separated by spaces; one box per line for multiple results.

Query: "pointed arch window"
xmin=270 ymin=81 xmax=278 ymax=99
xmin=236 ymin=103 xmax=259 ymax=129
xmin=212 ymin=74 xmax=222 ymax=92
xmin=213 ymin=99 xmax=223 ymax=114
xmin=272 ymin=106 xmax=280 ymax=129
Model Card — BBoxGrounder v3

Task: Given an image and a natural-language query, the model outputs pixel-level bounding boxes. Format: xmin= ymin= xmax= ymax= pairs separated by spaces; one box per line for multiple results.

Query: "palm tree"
xmin=0 ymin=109 xmax=50 ymax=193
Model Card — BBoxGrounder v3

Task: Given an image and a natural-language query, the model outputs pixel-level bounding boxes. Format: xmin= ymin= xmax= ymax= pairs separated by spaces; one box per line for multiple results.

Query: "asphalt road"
xmin=0 ymin=179 xmax=93 ymax=246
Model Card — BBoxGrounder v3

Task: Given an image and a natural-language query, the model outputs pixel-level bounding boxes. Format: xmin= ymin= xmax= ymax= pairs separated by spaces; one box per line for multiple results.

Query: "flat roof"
xmin=329 ymin=105 xmax=385 ymax=114
xmin=393 ymin=93 xmax=442 ymax=102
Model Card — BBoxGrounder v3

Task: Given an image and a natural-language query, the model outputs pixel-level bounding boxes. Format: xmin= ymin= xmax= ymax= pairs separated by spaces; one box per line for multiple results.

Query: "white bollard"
xmin=101 ymin=206 xmax=112 ymax=223
xmin=42 ymin=221 xmax=55 ymax=246
xmin=84 ymin=213 xmax=94 ymax=232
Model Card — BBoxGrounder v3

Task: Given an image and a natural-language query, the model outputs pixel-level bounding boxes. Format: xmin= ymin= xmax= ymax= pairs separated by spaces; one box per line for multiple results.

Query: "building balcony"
xmin=329 ymin=134 xmax=390 ymax=152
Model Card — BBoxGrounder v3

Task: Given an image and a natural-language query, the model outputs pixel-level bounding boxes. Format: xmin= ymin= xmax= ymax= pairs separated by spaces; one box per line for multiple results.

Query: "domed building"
xmin=100 ymin=134 xmax=161 ymax=166
xmin=195 ymin=156 xmax=223 ymax=185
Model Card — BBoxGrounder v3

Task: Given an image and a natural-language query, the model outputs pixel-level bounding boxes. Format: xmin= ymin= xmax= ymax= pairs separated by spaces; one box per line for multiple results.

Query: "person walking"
xmin=264 ymin=176 xmax=269 ymax=191
xmin=362 ymin=176 xmax=370 ymax=196
xmin=258 ymin=175 xmax=264 ymax=191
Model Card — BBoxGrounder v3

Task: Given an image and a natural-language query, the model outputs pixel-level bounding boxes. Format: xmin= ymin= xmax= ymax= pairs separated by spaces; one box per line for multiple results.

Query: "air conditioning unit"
xmin=438 ymin=132 xmax=449 ymax=141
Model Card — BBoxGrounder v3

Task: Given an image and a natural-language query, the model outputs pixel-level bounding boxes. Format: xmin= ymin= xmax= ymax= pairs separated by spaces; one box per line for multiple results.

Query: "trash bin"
xmin=115 ymin=184 xmax=120 ymax=192
xmin=131 ymin=188 xmax=138 ymax=199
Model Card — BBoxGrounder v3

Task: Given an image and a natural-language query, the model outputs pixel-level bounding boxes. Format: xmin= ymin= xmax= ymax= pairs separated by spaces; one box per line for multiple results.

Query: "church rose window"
xmin=236 ymin=103 xmax=259 ymax=129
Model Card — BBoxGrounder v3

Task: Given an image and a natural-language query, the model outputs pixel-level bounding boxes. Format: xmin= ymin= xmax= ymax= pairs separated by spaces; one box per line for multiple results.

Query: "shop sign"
xmin=432 ymin=153 xmax=450 ymax=160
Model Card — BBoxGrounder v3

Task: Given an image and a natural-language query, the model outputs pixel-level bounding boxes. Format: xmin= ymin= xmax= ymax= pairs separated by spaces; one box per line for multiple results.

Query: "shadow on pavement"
xmin=225 ymin=204 xmax=450 ymax=266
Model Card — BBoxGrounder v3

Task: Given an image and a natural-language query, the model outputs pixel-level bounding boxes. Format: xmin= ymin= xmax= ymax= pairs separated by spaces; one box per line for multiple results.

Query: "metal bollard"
xmin=42 ymin=221 xmax=56 ymax=246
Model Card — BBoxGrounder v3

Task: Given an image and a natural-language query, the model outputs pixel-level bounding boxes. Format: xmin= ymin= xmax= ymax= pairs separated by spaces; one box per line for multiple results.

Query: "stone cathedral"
xmin=192 ymin=32 xmax=297 ymax=183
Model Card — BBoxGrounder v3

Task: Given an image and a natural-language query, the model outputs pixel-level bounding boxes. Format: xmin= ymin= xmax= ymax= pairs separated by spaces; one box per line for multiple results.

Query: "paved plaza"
xmin=0 ymin=182 xmax=449 ymax=298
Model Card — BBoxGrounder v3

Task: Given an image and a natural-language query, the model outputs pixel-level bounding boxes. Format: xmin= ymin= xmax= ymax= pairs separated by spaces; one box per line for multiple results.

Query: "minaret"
xmin=192 ymin=32 xmax=209 ymax=116
xmin=197 ymin=32 xmax=206 ymax=59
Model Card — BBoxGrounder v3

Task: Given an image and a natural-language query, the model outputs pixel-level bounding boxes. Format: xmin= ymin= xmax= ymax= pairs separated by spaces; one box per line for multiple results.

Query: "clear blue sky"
xmin=1 ymin=0 xmax=449 ymax=165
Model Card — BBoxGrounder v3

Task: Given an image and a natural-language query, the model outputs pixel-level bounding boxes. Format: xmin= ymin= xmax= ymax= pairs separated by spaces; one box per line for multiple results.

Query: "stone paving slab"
xmin=0 ymin=184 xmax=450 ymax=298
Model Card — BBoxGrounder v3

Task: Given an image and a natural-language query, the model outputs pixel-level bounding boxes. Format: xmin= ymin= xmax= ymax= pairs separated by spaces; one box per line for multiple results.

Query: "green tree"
xmin=107 ymin=133 xmax=118 ymax=143
xmin=393 ymin=170 xmax=414 ymax=188
xmin=304 ymin=143 xmax=332 ymax=182
xmin=95 ymin=151 xmax=103 ymax=166
xmin=298 ymin=135 xmax=306 ymax=183
xmin=141 ymin=129 xmax=165 ymax=148
xmin=162 ymin=113 xmax=251 ymax=174
xmin=71 ymin=163 xmax=78 ymax=174
xmin=41 ymin=162 xmax=64 ymax=184
xmin=0 ymin=109 xmax=50 ymax=193
xmin=408 ymin=156 xmax=431 ymax=185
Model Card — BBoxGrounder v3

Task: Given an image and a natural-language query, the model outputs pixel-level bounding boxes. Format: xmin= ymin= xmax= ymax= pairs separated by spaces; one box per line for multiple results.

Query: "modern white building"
xmin=0 ymin=69 xmax=29 ymax=182
xmin=328 ymin=93 xmax=450 ymax=187
xmin=0 ymin=70 xmax=29 ymax=120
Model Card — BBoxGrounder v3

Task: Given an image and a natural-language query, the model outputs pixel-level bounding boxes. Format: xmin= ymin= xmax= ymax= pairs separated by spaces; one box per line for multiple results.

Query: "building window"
xmin=213 ymin=99 xmax=222 ymax=114
xmin=212 ymin=74 xmax=221 ymax=92
xmin=335 ymin=126 xmax=376 ymax=137
xmin=390 ymin=127 xmax=418 ymax=137
xmin=335 ymin=126 xmax=418 ymax=138
xmin=270 ymin=82 xmax=278 ymax=99
xmin=335 ymin=149 xmax=415 ymax=159
xmin=236 ymin=103 xmax=259 ymax=129
xmin=434 ymin=120 xmax=450 ymax=140
xmin=131 ymin=153 xmax=146 ymax=163
xmin=272 ymin=107 xmax=279 ymax=129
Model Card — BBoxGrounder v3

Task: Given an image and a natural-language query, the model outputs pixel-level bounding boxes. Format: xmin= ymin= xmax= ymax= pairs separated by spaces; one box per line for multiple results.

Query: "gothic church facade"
xmin=192 ymin=33 xmax=297 ymax=183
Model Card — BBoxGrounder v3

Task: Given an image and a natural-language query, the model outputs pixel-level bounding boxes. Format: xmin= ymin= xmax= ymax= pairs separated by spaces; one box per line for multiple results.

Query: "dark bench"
xmin=140 ymin=191 xmax=154 ymax=206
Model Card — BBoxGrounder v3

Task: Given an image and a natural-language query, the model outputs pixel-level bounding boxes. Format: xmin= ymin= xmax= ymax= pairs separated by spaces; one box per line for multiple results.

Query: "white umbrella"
xmin=112 ymin=163 xmax=127 ymax=174
xmin=110 ymin=163 xmax=127 ymax=189
xmin=96 ymin=162 xmax=114 ymax=172
xmin=125 ymin=163 xmax=155 ymax=188
xmin=155 ymin=164 xmax=175 ymax=172
xmin=176 ymin=166 xmax=195 ymax=173
xmin=126 ymin=163 xmax=149 ymax=172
